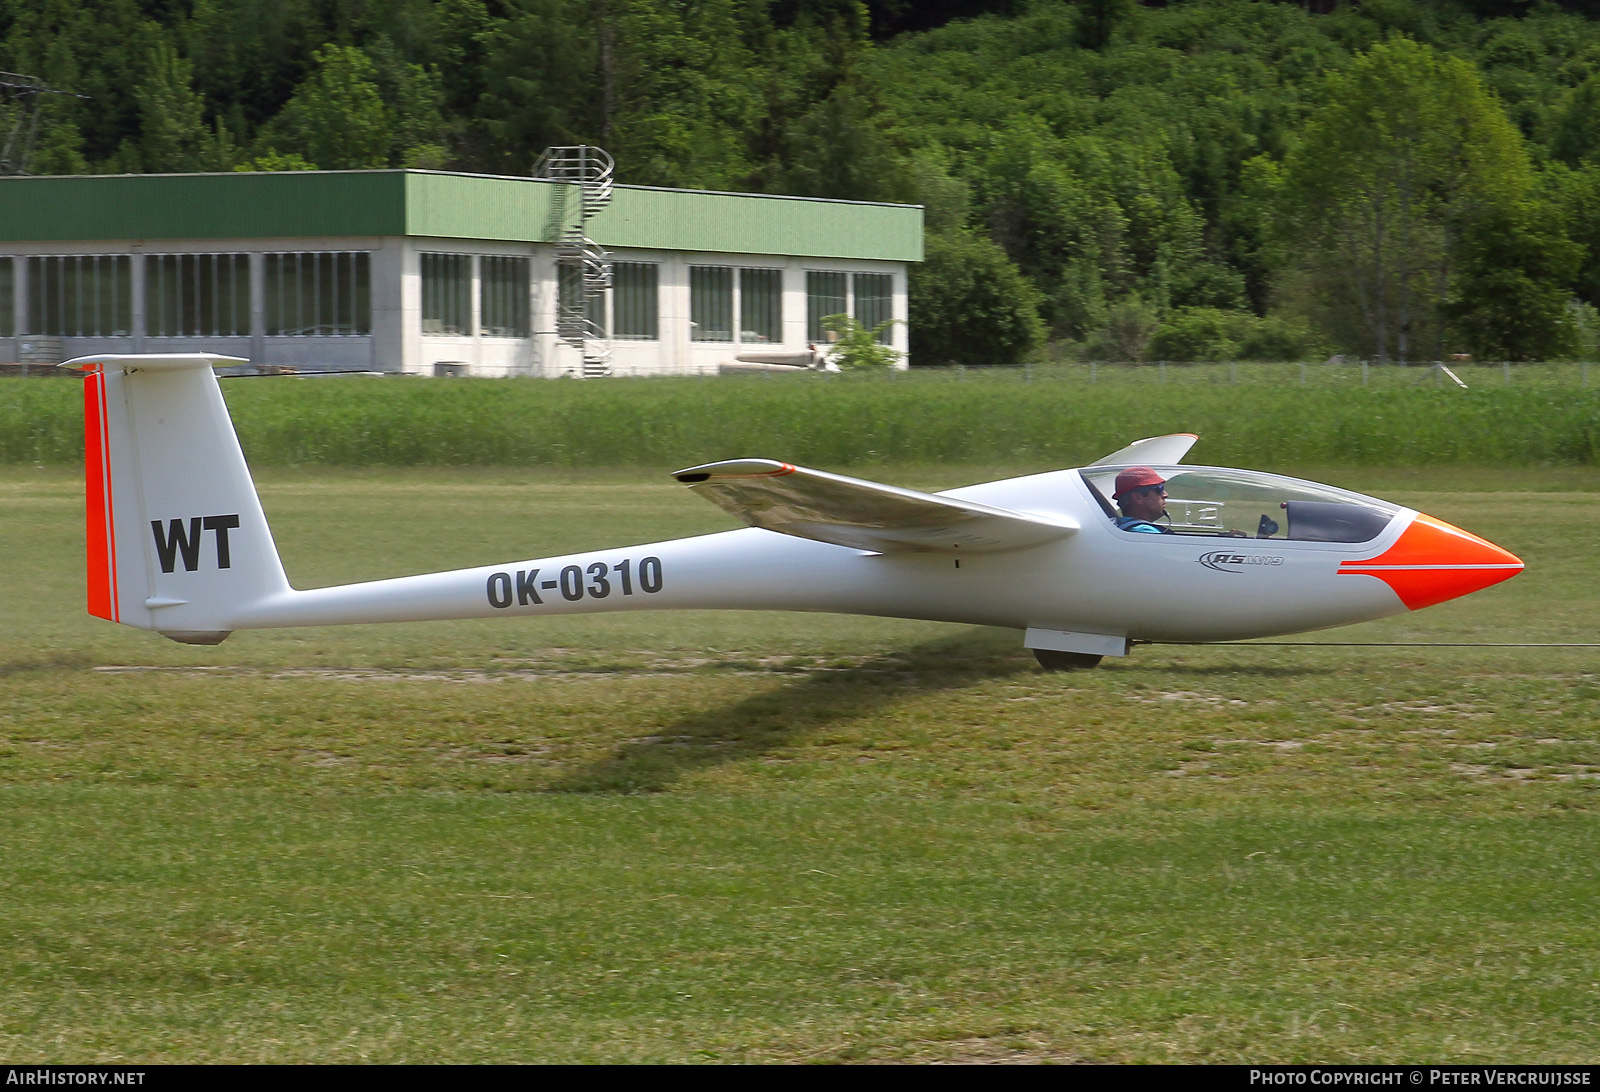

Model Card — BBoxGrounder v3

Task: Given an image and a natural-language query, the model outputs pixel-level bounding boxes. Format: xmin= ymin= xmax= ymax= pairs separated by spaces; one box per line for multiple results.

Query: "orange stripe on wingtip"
xmin=83 ymin=368 xmax=116 ymax=621
xmin=1339 ymin=513 xmax=1523 ymax=611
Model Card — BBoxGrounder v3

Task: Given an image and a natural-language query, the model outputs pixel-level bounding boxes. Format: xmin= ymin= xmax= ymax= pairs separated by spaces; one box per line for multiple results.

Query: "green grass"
xmin=5 ymin=368 xmax=1600 ymax=468
xmin=1 ymin=464 xmax=1597 ymax=1062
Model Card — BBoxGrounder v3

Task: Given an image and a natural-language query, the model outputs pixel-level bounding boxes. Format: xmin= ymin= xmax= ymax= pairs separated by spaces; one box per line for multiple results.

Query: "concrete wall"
xmin=0 ymin=237 xmax=385 ymax=371
xmin=0 ymin=236 xmax=911 ymax=376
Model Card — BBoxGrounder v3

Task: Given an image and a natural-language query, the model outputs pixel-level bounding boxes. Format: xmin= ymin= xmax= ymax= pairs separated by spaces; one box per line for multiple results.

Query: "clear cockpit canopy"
xmin=1082 ymin=466 xmax=1401 ymax=543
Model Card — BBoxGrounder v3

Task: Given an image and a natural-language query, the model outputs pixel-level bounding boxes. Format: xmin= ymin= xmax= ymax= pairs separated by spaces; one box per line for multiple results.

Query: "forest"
xmin=8 ymin=0 xmax=1600 ymax=364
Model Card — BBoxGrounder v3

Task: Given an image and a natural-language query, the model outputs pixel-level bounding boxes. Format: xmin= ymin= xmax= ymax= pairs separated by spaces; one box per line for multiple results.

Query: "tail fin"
xmin=71 ymin=354 xmax=290 ymax=644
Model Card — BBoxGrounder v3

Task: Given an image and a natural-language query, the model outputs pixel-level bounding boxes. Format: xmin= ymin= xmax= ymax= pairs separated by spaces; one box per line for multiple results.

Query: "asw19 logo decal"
xmin=1198 ymin=551 xmax=1284 ymax=573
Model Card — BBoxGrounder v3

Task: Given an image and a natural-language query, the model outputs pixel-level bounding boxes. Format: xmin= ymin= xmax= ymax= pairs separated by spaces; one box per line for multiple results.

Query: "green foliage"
xmin=18 ymin=1 xmax=1600 ymax=359
xmin=259 ymin=45 xmax=393 ymax=170
xmin=7 ymin=372 xmax=1600 ymax=469
xmin=132 ymin=41 xmax=209 ymax=172
xmin=1146 ymin=307 xmax=1241 ymax=362
xmin=232 ymin=149 xmax=318 ymax=173
xmin=820 ymin=314 xmax=900 ymax=370
xmin=1073 ymin=0 xmax=1137 ymax=51
xmin=1450 ymin=200 xmax=1582 ymax=361
xmin=1081 ymin=294 xmax=1160 ymax=363
xmin=1276 ymin=38 xmax=1541 ymax=362
xmin=1145 ymin=308 xmax=1320 ymax=363
xmin=908 ymin=232 xmax=1044 ymax=367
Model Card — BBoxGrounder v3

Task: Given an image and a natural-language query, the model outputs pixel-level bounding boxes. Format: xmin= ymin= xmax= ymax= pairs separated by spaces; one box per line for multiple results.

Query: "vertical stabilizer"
xmin=69 ymin=355 xmax=290 ymax=644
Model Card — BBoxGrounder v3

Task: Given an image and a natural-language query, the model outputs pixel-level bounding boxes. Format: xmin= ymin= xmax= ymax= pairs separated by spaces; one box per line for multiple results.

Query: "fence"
xmin=881 ymin=360 xmax=1595 ymax=390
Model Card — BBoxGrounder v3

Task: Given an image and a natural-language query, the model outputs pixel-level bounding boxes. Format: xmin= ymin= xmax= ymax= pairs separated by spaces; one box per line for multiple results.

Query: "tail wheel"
xmin=1033 ymin=649 xmax=1103 ymax=671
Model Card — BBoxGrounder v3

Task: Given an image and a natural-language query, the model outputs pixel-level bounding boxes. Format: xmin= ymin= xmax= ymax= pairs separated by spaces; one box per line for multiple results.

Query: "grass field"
xmin=5 ymin=368 xmax=1600 ymax=468
xmin=1 ymin=462 xmax=1597 ymax=1062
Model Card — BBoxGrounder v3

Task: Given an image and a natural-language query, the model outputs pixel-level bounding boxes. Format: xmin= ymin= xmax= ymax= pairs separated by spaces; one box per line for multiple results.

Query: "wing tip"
xmin=673 ymin=459 xmax=794 ymax=484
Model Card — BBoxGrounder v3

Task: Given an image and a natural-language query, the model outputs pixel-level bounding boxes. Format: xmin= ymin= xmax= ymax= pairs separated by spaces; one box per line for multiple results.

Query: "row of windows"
xmin=423 ymin=253 xmax=533 ymax=337
xmin=552 ymin=264 xmax=893 ymax=344
xmin=1 ymin=253 xmax=372 ymax=337
xmin=265 ymin=252 xmax=371 ymax=336
xmin=0 ymin=254 xmax=896 ymax=344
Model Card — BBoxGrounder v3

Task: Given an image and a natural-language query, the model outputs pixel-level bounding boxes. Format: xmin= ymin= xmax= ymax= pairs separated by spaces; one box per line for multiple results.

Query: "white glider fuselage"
xmin=227 ymin=473 xmax=1403 ymax=643
xmin=75 ymin=354 xmax=1523 ymax=659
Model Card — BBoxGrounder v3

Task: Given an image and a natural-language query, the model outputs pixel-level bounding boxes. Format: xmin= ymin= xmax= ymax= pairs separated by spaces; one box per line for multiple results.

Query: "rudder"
xmin=69 ymin=355 xmax=291 ymax=644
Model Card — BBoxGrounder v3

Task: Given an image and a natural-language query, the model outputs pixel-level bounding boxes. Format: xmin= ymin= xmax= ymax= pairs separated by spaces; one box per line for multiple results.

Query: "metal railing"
xmin=534 ymin=146 xmax=615 ymax=378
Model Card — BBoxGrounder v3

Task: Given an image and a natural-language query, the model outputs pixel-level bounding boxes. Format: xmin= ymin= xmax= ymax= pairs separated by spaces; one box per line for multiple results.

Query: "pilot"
xmin=1112 ymin=466 xmax=1171 ymax=533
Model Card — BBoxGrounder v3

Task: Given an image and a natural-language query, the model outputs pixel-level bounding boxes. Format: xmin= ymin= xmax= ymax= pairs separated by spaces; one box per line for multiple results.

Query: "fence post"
xmin=1299 ymin=361 xmax=1306 ymax=387
xmin=1229 ymin=360 xmax=1236 ymax=385
xmin=1159 ymin=360 xmax=1166 ymax=384
xmin=1090 ymin=360 xmax=1097 ymax=384
xmin=1503 ymin=360 xmax=1511 ymax=386
xmin=1584 ymin=361 xmax=1590 ymax=388
xmin=1361 ymin=359 xmax=1368 ymax=387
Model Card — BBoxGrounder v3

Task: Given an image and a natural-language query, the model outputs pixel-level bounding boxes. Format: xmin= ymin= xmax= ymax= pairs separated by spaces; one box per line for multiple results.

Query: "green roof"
xmin=0 ymin=171 xmax=922 ymax=262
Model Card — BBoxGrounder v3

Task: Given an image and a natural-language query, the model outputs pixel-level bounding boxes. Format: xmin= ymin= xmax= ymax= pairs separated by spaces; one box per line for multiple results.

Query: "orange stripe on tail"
xmin=83 ymin=368 xmax=118 ymax=621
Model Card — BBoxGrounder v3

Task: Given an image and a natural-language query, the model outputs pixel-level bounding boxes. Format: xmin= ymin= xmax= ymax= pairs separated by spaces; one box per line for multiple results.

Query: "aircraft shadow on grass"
xmin=546 ymin=628 xmax=1030 ymax=794
xmin=543 ymin=631 xmax=1332 ymax=794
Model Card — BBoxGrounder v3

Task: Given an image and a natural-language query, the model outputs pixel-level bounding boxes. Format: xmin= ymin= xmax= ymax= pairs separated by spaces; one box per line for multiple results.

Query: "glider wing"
xmin=673 ymin=459 xmax=1078 ymax=553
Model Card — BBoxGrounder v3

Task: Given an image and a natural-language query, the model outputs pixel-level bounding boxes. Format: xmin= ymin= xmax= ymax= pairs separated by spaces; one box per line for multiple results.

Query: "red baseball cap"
xmin=1112 ymin=466 xmax=1166 ymax=500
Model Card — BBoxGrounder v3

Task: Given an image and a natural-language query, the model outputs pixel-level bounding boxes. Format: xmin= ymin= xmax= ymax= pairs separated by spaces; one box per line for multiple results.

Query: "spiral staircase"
xmin=533 ymin=145 xmax=615 ymax=378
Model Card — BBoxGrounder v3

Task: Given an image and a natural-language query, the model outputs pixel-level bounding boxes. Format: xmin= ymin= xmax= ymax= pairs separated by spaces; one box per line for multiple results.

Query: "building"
xmin=0 ymin=168 xmax=922 ymax=376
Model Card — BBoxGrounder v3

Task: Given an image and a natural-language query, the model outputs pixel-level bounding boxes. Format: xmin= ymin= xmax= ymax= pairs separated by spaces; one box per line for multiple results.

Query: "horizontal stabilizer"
xmin=673 ymin=459 xmax=1077 ymax=553
xmin=1091 ymin=433 xmax=1199 ymax=467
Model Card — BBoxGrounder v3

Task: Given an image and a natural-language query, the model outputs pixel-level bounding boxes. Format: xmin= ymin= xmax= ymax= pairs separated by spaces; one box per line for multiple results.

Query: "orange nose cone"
xmin=1339 ymin=513 xmax=1524 ymax=611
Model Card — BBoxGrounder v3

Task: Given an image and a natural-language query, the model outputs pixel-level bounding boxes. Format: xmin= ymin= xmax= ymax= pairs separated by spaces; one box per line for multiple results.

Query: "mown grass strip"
xmin=4 ymin=371 xmax=1599 ymax=467
xmin=1 ymin=467 xmax=1596 ymax=1061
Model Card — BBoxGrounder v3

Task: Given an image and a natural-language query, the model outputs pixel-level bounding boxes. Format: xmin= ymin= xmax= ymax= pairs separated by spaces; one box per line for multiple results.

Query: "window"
xmin=147 ymin=254 xmax=250 ymax=337
xmin=28 ymin=255 xmax=132 ymax=336
xmin=421 ymin=252 xmax=470 ymax=336
xmin=740 ymin=268 xmax=781 ymax=343
xmin=690 ymin=266 xmax=733 ymax=342
xmin=853 ymin=273 xmax=892 ymax=342
xmin=265 ymin=252 xmax=370 ymax=335
xmin=481 ymin=255 xmax=529 ymax=338
xmin=806 ymin=271 xmax=847 ymax=342
xmin=1081 ymin=466 xmax=1399 ymax=542
xmin=613 ymin=262 xmax=658 ymax=340
xmin=0 ymin=257 xmax=12 ymax=338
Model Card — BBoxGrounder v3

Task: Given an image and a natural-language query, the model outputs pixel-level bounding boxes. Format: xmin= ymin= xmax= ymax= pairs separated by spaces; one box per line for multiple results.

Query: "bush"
xmin=1144 ymin=308 xmax=1319 ymax=362
xmin=909 ymin=232 xmax=1045 ymax=367
xmin=821 ymin=315 xmax=900 ymax=370
xmin=1146 ymin=307 xmax=1240 ymax=361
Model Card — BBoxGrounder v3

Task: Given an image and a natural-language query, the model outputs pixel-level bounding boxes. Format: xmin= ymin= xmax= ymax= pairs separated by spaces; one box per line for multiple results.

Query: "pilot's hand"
xmin=1220 ymin=529 xmax=1248 ymax=538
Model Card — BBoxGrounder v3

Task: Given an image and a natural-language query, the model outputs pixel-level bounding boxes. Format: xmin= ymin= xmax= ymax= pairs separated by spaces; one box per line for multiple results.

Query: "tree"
xmin=478 ymin=0 xmax=598 ymax=170
xmin=133 ymin=42 xmax=209 ymax=172
xmin=1449 ymin=199 xmax=1580 ymax=361
xmin=1073 ymin=0 xmax=1136 ymax=51
xmin=1277 ymin=39 xmax=1534 ymax=362
xmin=260 ymin=45 xmax=393 ymax=170
xmin=909 ymin=232 xmax=1044 ymax=367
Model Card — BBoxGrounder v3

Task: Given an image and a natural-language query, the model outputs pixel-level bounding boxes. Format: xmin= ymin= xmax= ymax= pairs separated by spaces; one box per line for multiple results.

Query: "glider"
xmin=70 ymin=354 xmax=1523 ymax=669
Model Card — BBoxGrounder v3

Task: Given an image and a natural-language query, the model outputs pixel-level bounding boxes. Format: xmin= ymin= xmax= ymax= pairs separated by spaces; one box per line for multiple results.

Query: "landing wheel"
xmin=1033 ymin=649 xmax=1103 ymax=671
